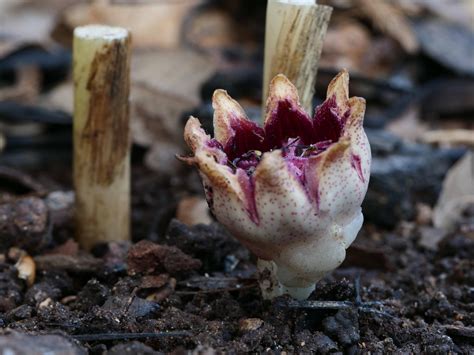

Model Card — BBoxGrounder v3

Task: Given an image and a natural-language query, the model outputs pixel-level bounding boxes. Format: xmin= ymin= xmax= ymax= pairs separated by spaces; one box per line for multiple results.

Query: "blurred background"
xmin=0 ymin=0 xmax=472 ymax=233
xmin=0 ymin=2 xmax=473 ymax=352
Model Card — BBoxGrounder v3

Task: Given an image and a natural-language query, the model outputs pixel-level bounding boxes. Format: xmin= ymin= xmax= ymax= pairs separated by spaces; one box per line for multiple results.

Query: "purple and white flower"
xmin=183 ymin=70 xmax=371 ymax=299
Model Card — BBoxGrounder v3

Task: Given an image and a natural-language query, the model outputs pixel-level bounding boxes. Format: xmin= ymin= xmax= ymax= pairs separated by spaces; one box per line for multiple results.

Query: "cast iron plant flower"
xmin=182 ymin=70 xmax=371 ymax=300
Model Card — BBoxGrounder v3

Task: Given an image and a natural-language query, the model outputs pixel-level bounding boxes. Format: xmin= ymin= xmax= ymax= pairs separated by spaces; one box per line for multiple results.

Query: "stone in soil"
xmin=127 ymin=240 xmax=201 ymax=276
xmin=0 ymin=197 xmax=50 ymax=253
xmin=0 ymin=331 xmax=86 ymax=355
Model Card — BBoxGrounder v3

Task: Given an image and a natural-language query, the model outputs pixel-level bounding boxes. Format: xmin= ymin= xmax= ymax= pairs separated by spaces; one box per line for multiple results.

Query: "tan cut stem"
xmin=73 ymin=25 xmax=131 ymax=250
xmin=263 ymin=0 xmax=332 ymax=114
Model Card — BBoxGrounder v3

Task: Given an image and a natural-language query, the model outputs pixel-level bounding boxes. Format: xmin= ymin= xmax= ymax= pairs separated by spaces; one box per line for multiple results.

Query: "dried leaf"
xmin=143 ymin=141 xmax=183 ymax=176
xmin=44 ymin=48 xmax=216 ymax=174
xmin=386 ymin=106 xmax=429 ymax=142
xmin=0 ymin=65 xmax=41 ymax=103
xmin=422 ymin=129 xmax=474 ymax=147
xmin=409 ymin=0 xmax=474 ymax=31
xmin=183 ymin=8 xmax=236 ymax=51
xmin=415 ymin=19 xmax=474 ymax=75
xmin=321 ymin=21 xmax=371 ymax=73
xmin=57 ymin=0 xmax=202 ymax=49
xmin=434 ymin=152 xmax=474 ymax=231
xmin=176 ymin=196 xmax=212 ymax=226
xmin=357 ymin=0 xmax=419 ymax=53
xmin=131 ymin=49 xmax=215 ymax=171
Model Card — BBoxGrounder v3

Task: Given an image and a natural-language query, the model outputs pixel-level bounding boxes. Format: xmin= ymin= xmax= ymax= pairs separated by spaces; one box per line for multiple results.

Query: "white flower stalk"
xmin=182 ymin=71 xmax=371 ymax=300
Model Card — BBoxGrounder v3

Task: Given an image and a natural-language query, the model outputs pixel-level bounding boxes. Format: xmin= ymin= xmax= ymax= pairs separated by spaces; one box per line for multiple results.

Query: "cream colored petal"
xmin=264 ymin=74 xmax=303 ymax=125
xmin=344 ymin=97 xmax=371 ymax=188
xmin=212 ymin=89 xmax=249 ymax=145
xmin=345 ymin=96 xmax=366 ymax=133
xmin=326 ymin=69 xmax=349 ymax=112
xmin=306 ymin=138 xmax=366 ymax=221
xmin=193 ymin=149 xmax=239 ymax=195
xmin=183 ymin=116 xmax=210 ymax=152
xmin=192 ymin=149 xmax=262 ymax=244
xmin=252 ymin=150 xmax=323 ymax=248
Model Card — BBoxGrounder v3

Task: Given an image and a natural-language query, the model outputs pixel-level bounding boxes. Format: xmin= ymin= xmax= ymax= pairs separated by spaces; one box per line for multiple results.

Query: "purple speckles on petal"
xmin=201 ymin=91 xmax=355 ymax=221
xmin=214 ymin=95 xmax=351 ymax=178
xmin=351 ymin=153 xmax=365 ymax=183
xmin=183 ymin=71 xmax=371 ymax=299
xmin=236 ymin=168 xmax=259 ymax=224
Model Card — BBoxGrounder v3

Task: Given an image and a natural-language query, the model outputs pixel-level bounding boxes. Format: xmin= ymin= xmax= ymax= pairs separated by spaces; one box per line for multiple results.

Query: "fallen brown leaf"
xmin=422 ymin=129 xmax=474 ymax=147
xmin=434 ymin=152 xmax=474 ymax=231
xmin=176 ymin=196 xmax=212 ymax=226
xmin=356 ymin=0 xmax=419 ymax=53
xmin=57 ymin=0 xmax=202 ymax=49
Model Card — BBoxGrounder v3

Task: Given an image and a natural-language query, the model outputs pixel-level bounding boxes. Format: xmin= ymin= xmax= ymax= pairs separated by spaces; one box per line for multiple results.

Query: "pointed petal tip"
xmin=184 ymin=116 xmax=208 ymax=151
xmin=268 ymin=73 xmax=298 ymax=101
xmin=327 ymin=69 xmax=350 ymax=104
xmin=212 ymin=89 xmax=230 ymax=105
xmin=265 ymin=73 xmax=305 ymax=125
xmin=212 ymin=88 xmax=247 ymax=116
xmin=212 ymin=88 xmax=248 ymax=144
xmin=346 ymin=96 xmax=366 ymax=129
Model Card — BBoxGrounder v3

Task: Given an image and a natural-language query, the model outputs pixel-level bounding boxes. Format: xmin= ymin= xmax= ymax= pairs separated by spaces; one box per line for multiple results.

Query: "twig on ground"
xmin=72 ymin=331 xmax=192 ymax=342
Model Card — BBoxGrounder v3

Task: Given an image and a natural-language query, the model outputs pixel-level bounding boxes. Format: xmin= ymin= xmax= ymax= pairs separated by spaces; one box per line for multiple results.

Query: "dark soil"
xmin=0 ymin=165 xmax=473 ymax=354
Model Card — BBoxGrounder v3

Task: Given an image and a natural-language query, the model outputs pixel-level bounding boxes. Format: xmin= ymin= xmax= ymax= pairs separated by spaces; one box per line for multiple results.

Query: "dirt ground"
xmin=0 ymin=165 xmax=472 ymax=354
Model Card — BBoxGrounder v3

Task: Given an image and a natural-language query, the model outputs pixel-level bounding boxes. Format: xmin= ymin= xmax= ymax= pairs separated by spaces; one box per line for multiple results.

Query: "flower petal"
xmin=183 ymin=116 xmax=227 ymax=165
xmin=345 ymin=97 xmax=371 ymax=185
xmin=212 ymin=89 xmax=265 ymax=160
xmin=306 ymin=137 xmax=365 ymax=224
xmin=253 ymin=150 xmax=323 ymax=248
xmin=326 ymin=68 xmax=349 ymax=112
xmin=264 ymin=74 xmax=313 ymax=147
xmin=213 ymin=89 xmax=247 ymax=145
xmin=184 ymin=116 xmax=210 ymax=152
xmin=345 ymin=96 xmax=365 ymax=133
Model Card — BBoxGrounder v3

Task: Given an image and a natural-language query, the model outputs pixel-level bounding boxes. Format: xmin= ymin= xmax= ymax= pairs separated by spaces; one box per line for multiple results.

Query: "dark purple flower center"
xmin=204 ymin=95 xmax=351 ymax=225
xmin=209 ymin=95 xmax=348 ymax=176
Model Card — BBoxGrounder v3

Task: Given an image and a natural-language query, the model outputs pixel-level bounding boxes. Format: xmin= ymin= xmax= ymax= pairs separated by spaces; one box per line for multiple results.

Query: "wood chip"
xmin=15 ymin=253 xmax=36 ymax=287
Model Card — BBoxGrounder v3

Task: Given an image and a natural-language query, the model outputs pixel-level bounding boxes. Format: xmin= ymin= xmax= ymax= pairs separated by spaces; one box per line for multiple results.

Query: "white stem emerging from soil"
xmin=263 ymin=0 xmax=332 ymax=114
xmin=257 ymin=259 xmax=315 ymax=301
xmin=73 ymin=25 xmax=131 ymax=250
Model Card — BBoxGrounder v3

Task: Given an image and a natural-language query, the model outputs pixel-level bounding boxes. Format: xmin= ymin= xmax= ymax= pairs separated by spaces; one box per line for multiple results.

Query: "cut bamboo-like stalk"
xmin=73 ymin=25 xmax=131 ymax=250
xmin=263 ymin=0 xmax=332 ymax=113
